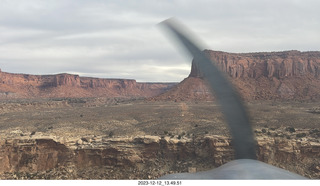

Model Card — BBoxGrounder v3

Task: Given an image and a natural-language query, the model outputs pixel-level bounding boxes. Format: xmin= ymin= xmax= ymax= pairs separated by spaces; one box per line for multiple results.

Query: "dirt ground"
xmin=0 ymin=98 xmax=319 ymax=140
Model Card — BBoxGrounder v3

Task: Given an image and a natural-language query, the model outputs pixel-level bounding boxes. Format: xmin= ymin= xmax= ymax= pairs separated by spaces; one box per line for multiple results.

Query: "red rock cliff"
xmin=0 ymin=71 xmax=176 ymax=99
xmin=155 ymin=50 xmax=320 ymax=101
xmin=194 ymin=50 xmax=320 ymax=79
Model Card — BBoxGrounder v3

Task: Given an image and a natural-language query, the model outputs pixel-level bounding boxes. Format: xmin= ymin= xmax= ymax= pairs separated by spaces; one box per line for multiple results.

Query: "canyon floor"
xmin=0 ymin=98 xmax=319 ymax=179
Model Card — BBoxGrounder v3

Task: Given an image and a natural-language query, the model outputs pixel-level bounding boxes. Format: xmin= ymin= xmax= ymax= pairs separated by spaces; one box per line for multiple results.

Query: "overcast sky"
xmin=0 ymin=0 xmax=319 ymax=82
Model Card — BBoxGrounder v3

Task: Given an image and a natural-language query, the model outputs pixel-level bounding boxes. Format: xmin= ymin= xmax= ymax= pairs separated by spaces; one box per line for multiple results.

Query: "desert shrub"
xmin=286 ymin=127 xmax=296 ymax=133
xmin=108 ymin=131 xmax=114 ymax=137
xmin=81 ymin=137 xmax=88 ymax=142
xmin=286 ymin=136 xmax=291 ymax=139
xmin=309 ymin=129 xmax=319 ymax=134
xmin=296 ymin=133 xmax=307 ymax=138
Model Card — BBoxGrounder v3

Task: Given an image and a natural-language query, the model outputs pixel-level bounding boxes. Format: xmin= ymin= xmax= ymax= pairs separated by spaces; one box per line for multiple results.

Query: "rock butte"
xmin=154 ymin=50 xmax=320 ymax=101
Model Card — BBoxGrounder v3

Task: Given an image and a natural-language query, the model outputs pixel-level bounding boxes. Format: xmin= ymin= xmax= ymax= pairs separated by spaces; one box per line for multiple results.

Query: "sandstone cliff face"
xmin=156 ymin=50 xmax=320 ymax=101
xmin=201 ymin=50 xmax=320 ymax=79
xmin=0 ymin=139 xmax=70 ymax=173
xmin=0 ymin=135 xmax=319 ymax=179
xmin=0 ymin=71 xmax=176 ymax=99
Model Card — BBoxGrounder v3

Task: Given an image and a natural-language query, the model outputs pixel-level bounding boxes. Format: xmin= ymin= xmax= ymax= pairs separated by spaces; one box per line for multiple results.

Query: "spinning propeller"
xmin=158 ymin=18 xmax=306 ymax=179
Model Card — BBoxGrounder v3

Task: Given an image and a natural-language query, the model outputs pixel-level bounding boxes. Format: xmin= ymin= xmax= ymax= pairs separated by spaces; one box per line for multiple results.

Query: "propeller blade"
xmin=159 ymin=18 xmax=256 ymax=160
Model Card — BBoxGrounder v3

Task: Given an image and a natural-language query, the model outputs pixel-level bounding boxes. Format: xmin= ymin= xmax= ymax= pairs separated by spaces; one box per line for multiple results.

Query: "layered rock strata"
xmin=155 ymin=50 xmax=320 ymax=101
xmin=0 ymin=133 xmax=319 ymax=179
xmin=0 ymin=71 xmax=176 ymax=99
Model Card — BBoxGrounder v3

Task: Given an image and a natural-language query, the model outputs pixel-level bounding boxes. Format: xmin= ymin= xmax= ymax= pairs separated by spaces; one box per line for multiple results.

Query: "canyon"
xmin=0 ymin=100 xmax=319 ymax=179
xmin=0 ymin=131 xmax=319 ymax=179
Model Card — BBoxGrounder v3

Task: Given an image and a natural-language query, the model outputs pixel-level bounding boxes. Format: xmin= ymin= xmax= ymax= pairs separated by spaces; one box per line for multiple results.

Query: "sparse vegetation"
xmin=296 ymin=133 xmax=307 ymax=138
xmin=286 ymin=135 xmax=291 ymax=139
xmin=309 ymin=129 xmax=319 ymax=134
xmin=108 ymin=131 xmax=114 ymax=137
xmin=81 ymin=137 xmax=88 ymax=142
xmin=286 ymin=127 xmax=296 ymax=133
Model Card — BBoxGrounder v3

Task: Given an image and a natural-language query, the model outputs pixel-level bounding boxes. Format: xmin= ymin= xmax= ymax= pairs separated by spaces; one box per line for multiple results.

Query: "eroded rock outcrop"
xmin=0 ymin=134 xmax=319 ymax=179
xmin=0 ymin=139 xmax=70 ymax=173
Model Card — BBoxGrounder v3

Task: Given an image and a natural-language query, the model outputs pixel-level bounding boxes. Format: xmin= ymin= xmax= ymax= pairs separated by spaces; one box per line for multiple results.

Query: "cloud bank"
xmin=0 ymin=0 xmax=319 ymax=82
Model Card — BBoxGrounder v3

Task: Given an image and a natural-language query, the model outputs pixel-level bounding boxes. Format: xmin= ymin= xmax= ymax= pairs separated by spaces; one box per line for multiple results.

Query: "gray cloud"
xmin=0 ymin=0 xmax=319 ymax=82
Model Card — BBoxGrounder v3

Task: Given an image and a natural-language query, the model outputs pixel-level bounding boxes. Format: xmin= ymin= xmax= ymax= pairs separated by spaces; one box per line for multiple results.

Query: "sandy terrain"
xmin=0 ymin=98 xmax=319 ymax=141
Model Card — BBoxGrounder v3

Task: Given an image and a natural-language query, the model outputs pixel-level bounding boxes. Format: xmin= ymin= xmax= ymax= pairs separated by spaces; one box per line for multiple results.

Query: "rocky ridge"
xmin=0 ymin=70 xmax=176 ymax=99
xmin=154 ymin=50 xmax=320 ymax=101
xmin=0 ymin=127 xmax=319 ymax=179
